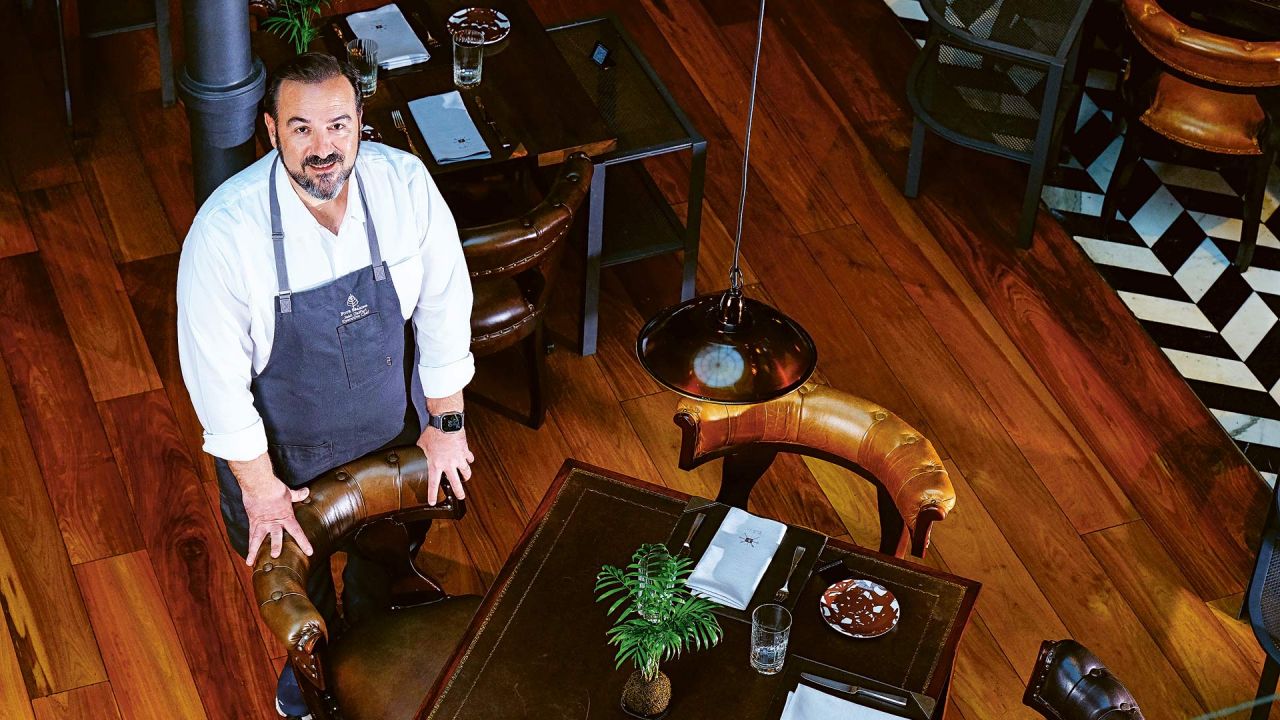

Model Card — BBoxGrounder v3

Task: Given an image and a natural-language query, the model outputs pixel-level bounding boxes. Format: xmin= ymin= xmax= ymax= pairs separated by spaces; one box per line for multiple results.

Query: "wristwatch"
xmin=428 ymin=411 xmax=465 ymax=433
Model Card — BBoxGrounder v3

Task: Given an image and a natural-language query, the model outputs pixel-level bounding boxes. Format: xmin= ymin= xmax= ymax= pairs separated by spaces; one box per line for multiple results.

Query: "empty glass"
xmin=346 ymin=39 xmax=379 ymax=98
xmin=750 ymin=603 xmax=792 ymax=675
xmin=452 ymin=28 xmax=484 ymax=89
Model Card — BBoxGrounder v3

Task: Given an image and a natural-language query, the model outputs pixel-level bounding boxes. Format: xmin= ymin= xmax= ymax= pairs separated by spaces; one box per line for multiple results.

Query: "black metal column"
xmin=178 ymin=0 xmax=266 ymax=207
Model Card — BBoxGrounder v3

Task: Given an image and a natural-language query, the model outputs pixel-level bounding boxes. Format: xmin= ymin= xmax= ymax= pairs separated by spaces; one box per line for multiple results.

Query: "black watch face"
xmin=439 ymin=412 xmax=464 ymax=433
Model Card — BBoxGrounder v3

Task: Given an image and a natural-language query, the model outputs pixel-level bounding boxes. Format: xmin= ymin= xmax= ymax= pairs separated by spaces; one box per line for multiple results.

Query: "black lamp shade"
xmin=636 ymin=290 xmax=817 ymax=404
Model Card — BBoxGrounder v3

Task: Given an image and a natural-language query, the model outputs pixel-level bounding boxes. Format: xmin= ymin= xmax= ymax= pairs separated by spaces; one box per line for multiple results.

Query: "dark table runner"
xmin=416 ymin=462 xmax=979 ymax=720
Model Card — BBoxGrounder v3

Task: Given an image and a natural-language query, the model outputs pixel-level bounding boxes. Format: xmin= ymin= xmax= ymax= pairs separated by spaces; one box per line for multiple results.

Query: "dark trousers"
xmin=215 ymin=420 xmax=425 ymax=633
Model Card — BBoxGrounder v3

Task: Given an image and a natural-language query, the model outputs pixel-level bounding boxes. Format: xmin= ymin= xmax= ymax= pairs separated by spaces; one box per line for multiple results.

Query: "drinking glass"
xmin=750 ymin=603 xmax=792 ymax=675
xmin=452 ymin=28 xmax=484 ymax=89
xmin=346 ymin=39 xmax=379 ymax=98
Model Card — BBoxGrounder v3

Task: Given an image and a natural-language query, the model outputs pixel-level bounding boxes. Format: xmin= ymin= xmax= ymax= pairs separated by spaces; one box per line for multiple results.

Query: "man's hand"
xmin=416 ymin=426 xmax=473 ymax=505
xmin=229 ymin=454 xmax=315 ymax=566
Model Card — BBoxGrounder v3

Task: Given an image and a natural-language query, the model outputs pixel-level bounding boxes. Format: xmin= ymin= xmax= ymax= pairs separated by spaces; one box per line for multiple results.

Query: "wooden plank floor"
xmin=0 ymin=0 xmax=1273 ymax=717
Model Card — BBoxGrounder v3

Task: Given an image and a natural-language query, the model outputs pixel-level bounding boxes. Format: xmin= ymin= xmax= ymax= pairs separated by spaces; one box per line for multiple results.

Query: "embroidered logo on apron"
xmin=340 ymin=293 xmax=371 ymax=324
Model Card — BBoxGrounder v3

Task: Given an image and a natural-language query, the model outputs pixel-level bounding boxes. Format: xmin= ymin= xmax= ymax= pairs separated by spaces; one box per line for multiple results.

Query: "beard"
xmin=276 ymin=133 xmax=356 ymax=201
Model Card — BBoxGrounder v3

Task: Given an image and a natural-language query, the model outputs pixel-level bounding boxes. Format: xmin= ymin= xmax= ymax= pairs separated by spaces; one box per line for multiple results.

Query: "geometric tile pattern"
xmin=887 ymin=1 xmax=1278 ymax=483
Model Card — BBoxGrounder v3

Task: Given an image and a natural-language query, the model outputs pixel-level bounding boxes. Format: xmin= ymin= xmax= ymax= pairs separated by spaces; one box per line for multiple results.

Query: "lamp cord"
xmin=729 ymin=0 xmax=766 ymax=292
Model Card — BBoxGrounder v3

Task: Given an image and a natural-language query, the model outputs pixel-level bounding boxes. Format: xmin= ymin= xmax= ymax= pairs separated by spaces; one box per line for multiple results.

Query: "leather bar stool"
xmin=1024 ymin=640 xmax=1144 ymax=719
xmin=461 ymin=153 xmax=592 ymax=429
xmin=251 ymin=444 xmax=477 ymax=720
xmin=673 ymin=382 xmax=955 ymax=558
xmin=1101 ymin=0 xmax=1280 ymax=270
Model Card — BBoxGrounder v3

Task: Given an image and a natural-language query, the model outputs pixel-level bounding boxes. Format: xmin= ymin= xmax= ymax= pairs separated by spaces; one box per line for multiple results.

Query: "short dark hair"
xmin=264 ymin=52 xmax=362 ymax=119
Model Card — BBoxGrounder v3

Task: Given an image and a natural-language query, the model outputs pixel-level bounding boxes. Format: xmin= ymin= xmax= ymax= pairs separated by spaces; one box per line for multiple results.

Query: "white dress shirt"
xmin=177 ymin=143 xmax=474 ymax=462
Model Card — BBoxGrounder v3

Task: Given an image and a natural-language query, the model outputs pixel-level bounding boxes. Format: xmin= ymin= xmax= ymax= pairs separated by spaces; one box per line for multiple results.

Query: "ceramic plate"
xmin=819 ymin=578 xmax=900 ymax=638
xmin=446 ymin=8 xmax=512 ymax=44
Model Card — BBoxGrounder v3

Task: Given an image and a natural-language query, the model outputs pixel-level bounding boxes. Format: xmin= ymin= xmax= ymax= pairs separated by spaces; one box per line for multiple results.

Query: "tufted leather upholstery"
xmin=674 ymin=382 xmax=955 ymax=558
xmin=1024 ymin=640 xmax=1145 ymax=719
xmin=1123 ymin=0 xmax=1280 ymax=88
xmin=251 ymin=444 xmax=474 ymax=720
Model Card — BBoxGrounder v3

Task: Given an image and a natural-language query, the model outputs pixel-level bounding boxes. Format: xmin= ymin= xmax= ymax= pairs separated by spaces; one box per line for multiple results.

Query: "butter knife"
xmin=799 ymin=672 xmax=910 ymax=708
xmin=679 ymin=513 xmax=706 ymax=555
xmin=474 ymin=96 xmax=513 ymax=150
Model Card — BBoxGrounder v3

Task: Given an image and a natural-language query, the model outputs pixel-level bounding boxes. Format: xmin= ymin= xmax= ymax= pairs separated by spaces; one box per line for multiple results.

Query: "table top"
xmin=415 ymin=461 xmax=980 ymax=720
xmin=256 ymin=0 xmax=618 ymax=173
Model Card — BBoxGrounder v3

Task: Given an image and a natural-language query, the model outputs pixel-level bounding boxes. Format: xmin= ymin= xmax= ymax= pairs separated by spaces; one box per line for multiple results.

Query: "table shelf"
xmin=599 ymin=163 xmax=687 ymax=268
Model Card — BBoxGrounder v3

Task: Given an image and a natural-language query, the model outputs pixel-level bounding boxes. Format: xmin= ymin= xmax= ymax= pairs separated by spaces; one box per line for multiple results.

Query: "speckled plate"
xmin=446 ymin=8 xmax=511 ymax=44
xmin=819 ymin=578 xmax=900 ymax=639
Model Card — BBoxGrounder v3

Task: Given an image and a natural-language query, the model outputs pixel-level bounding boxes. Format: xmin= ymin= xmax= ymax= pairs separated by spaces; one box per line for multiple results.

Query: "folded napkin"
xmin=687 ymin=507 xmax=786 ymax=610
xmin=346 ymin=4 xmax=429 ymax=70
xmin=406 ymin=91 xmax=491 ymax=165
xmin=782 ymin=684 xmax=900 ymax=720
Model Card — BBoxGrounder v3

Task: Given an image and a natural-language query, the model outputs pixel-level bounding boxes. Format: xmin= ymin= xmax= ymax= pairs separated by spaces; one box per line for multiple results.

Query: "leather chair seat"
xmin=1141 ymin=73 xmax=1265 ymax=155
xmin=327 ymin=595 xmax=482 ymax=720
xmin=470 ymin=278 xmax=537 ymax=356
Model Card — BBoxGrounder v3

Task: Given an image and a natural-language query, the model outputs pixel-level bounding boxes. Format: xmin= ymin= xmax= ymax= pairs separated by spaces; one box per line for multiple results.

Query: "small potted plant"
xmin=261 ymin=0 xmax=330 ymax=54
xmin=595 ymin=543 xmax=723 ymax=718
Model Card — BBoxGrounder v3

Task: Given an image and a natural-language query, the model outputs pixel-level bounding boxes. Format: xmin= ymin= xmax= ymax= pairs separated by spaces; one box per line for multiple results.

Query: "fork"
xmin=774 ymin=546 xmax=806 ymax=602
xmin=390 ymin=110 xmax=419 ymax=157
xmin=410 ymin=10 xmax=441 ymax=50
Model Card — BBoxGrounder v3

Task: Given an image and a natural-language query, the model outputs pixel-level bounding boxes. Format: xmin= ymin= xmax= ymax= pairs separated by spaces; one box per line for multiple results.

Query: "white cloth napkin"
xmin=346 ymin=4 xmax=429 ymax=70
xmin=406 ymin=91 xmax=491 ymax=165
xmin=781 ymin=684 xmax=901 ymax=720
xmin=687 ymin=507 xmax=786 ymax=610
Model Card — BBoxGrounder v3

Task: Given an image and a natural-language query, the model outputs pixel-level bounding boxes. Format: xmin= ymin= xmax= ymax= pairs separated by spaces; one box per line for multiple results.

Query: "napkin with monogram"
xmin=406 ymin=91 xmax=491 ymax=165
xmin=345 ymin=4 xmax=430 ymax=69
xmin=687 ymin=507 xmax=786 ymax=610
xmin=781 ymin=684 xmax=900 ymax=720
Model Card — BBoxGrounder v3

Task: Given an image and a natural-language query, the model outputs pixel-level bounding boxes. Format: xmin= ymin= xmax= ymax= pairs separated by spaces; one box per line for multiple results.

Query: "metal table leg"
xmin=682 ymin=141 xmax=707 ymax=301
xmin=580 ymin=161 xmax=607 ymax=356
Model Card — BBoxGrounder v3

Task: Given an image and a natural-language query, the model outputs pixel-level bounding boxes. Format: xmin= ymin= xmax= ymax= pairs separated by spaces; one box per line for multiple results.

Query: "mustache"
xmin=304 ymin=152 xmax=343 ymax=169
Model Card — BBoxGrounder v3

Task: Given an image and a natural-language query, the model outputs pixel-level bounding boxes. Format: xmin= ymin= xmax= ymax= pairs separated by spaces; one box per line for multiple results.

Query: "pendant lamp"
xmin=635 ymin=0 xmax=817 ymax=404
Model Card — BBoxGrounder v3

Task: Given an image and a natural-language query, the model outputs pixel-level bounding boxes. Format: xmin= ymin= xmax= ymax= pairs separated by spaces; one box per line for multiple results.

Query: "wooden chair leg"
xmin=718 ymin=447 xmax=778 ymax=509
xmin=1252 ymin=654 xmax=1280 ymax=720
xmin=526 ymin=323 xmax=547 ymax=430
xmin=1237 ymin=149 xmax=1276 ymax=271
xmin=1100 ymin=129 xmax=1144 ymax=239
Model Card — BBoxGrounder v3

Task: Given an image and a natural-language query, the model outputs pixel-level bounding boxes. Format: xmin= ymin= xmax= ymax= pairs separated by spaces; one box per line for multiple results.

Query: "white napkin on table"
xmin=687 ymin=507 xmax=786 ymax=610
xmin=345 ymin=4 xmax=429 ymax=70
xmin=406 ymin=91 xmax=491 ymax=165
xmin=782 ymin=684 xmax=901 ymax=720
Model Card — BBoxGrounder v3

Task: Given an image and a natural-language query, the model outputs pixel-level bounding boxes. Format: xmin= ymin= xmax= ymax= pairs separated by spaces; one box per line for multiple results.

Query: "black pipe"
xmin=178 ymin=0 xmax=266 ymax=208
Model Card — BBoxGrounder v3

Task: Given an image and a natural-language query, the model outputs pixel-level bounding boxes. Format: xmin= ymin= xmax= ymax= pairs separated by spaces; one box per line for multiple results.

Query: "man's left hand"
xmin=417 ymin=426 xmax=473 ymax=505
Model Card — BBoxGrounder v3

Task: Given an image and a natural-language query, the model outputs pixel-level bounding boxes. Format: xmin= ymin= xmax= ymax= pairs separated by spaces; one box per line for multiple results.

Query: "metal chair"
xmin=1024 ymin=640 xmax=1144 ymax=719
xmin=1244 ymin=479 xmax=1280 ymax=720
xmin=904 ymin=0 xmax=1094 ymax=248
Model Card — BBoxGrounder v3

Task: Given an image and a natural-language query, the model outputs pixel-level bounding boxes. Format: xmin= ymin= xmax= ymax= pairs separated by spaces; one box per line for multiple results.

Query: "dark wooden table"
xmin=414 ymin=461 xmax=980 ymax=720
xmin=257 ymin=0 xmax=617 ymax=175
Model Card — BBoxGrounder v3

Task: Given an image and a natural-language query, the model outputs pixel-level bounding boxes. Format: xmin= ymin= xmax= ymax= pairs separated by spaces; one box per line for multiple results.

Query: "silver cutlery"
xmin=410 ymin=10 xmax=441 ymax=50
xmin=799 ymin=672 xmax=910 ymax=709
xmin=474 ymin=96 xmax=513 ymax=150
xmin=679 ymin=512 xmax=706 ymax=555
xmin=390 ymin=110 xmax=419 ymax=158
xmin=774 ymin=546 xmax=806 ymax=601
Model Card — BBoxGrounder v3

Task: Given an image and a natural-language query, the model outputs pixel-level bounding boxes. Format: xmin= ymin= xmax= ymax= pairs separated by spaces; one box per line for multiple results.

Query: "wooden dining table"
xmin=414 ymin=461 xmax=981 ymax=720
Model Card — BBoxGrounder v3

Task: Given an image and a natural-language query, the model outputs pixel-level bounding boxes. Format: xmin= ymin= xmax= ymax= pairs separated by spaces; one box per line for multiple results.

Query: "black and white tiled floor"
xmin=885 ymin=1 xmax=1280 ymax=483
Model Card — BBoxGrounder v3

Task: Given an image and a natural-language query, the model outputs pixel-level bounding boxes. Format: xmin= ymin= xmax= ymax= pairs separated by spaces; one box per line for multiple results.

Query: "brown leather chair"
xmin=1101 ymin=0 xmax=1280 ymax=270
xmin=462 ymin=153 xmax=592 ymax=429
xmin=674 ymin=382 xmax=955 ymax=558
xmin=1024 ymin=640 xmax=1145 ymax=719
xmin=252 ymin=444 xmax=479 ymax=720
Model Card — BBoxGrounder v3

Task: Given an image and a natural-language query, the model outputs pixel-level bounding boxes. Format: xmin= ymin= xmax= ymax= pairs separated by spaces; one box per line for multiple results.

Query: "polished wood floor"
xmin=0 ymin=0 xmax=1275 ymax=717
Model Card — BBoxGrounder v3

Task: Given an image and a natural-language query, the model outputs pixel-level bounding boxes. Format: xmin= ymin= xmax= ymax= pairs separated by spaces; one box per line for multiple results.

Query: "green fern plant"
xmin=262 ymin=0 xmax=330 ymax=54
xmin=595 ymin=543 xmax=723 ymax=682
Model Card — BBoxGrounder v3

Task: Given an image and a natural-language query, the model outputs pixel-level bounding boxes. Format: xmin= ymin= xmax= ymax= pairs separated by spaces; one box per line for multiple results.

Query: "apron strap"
xmin=268 ymin=157 xmax=294 ymax=313
xmin=354 ymin=170 xmax=387 ymax=282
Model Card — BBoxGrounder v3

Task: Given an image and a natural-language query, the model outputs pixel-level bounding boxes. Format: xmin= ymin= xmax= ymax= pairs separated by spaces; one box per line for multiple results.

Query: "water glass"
xmin=750 ymin=603 xmax=792 ymax=675
xmin=346 ymin=39 xmax=379 ymax=98
xmin=452 ymin=28 xmax=484 ymax=89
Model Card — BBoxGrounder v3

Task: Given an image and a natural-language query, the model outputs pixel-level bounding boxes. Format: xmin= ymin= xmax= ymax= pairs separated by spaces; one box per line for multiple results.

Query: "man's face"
xmin=265 ymin=75 xmax=361 ymax=202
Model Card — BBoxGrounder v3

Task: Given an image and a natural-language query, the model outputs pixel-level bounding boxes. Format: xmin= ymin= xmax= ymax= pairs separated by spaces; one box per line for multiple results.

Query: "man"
xmin=177 ymin=53 xmax=474 ymax=718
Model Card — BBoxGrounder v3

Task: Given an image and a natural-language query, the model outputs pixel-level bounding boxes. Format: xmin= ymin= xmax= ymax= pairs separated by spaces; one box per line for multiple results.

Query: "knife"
xmin=679 ymin=513 xmax=706 ymax=555
xmin=799 ymin=672 xmax=910 ymax=709
xmin=474 ymin=96 xmax=513 ymax=150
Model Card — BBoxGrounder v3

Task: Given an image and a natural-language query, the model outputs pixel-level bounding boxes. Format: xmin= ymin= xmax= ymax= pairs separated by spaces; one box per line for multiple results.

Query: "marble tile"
xmin=1164 ymin=349 xmax=1266 ymax=391
xmin=1222 ymin=293 xmax=1278 ymax=360
xmin=1118 ymin=292 xmax=1216 ymax=332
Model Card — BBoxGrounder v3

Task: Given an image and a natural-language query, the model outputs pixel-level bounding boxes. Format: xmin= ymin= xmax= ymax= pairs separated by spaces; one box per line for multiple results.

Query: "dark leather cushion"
xmin=470 ymin=278 xmax=537 ymax=356
xmin=327 ymin=595 xmax=482 ymax=720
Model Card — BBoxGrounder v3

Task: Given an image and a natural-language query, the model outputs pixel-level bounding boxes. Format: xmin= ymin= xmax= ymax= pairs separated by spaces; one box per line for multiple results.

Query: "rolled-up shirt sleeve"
xmin=410 ymin=166 xmax=475 ymax=397
xmin=177 ymin=216 xmax=268 ymax=461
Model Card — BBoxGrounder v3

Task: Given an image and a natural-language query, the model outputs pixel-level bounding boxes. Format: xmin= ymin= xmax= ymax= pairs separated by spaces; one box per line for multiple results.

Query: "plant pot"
xmin=621 ymin=669 xmax=672 ymax=719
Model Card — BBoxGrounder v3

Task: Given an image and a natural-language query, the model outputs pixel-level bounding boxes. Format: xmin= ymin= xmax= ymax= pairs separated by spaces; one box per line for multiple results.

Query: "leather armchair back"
xmin=675 ymin=382 xmax=954 ymax=557
xmin=250 ymin=445 xmax=465 ymax=714
xmin=1024 ymin=640 xmax=1145 ymax=719
xmin=1123 ymin=0 xmax=1280 ymax=88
